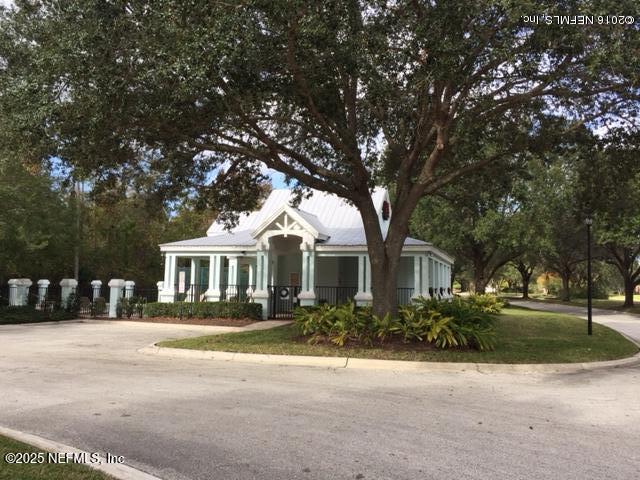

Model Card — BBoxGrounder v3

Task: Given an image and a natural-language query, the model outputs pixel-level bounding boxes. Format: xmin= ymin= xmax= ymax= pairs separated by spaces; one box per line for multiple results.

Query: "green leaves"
xmin=293 ymin=296 xmax=500 ymax=351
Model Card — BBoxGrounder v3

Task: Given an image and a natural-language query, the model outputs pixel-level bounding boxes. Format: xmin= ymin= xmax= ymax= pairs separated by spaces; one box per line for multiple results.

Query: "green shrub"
xmin=144 ymin=301 xmax=262 ymax=320
xmin=0 ymin=306 xmax=75 ymax=324
xmin=466 ymin=294 xmax=505 ymax=314
xmin=121 ymin=296 xmax=146 ymax=318
xmin=64 ymin=292 xmax=81 ymax=314
xmin=293 ymin=297 xmax=498 ymax=351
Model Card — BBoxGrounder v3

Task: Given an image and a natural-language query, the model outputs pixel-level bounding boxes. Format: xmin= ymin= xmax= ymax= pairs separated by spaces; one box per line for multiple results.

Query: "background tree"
xmin=0 ymin=155 xmax=74 ymax=284
xmin=411 ymin=160 xmax=535 ymax=293
xmin=576 ymin=129 xmax=640 ymax=307
xmin=1 ymin=1 xmax=638 ymax=316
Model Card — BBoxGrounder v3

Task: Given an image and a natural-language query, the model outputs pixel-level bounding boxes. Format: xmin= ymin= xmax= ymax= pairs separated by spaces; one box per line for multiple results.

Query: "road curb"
xmin=0 ymin=425 xmax=162 ymax=480
xmin=138 ymin=344 xmax=640 ymax=374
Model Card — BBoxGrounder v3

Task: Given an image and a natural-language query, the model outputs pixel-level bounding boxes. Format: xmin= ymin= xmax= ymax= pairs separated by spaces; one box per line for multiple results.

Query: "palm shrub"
xmin=293 ymin=297 xmax=498 ymax=351
xmin=466 ymin=294 xmax=505 ymax=314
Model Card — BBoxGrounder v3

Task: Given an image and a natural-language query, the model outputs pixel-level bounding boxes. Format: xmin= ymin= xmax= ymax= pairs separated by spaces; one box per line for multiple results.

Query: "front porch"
xmin=159 ymin=203 xmax=452 ymax=319
xmin=157 ymin=247 xmax=452 ymax=319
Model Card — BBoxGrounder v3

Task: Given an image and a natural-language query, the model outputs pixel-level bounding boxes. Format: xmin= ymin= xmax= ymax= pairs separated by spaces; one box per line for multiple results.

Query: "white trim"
xmin=251 ymin=205 xmax=328 ymax=241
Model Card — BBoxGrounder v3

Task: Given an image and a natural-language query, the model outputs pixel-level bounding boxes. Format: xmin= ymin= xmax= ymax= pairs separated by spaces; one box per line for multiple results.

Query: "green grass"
xmin=0 ymin=434 xmax=113 ymax=480
xmin=158 ymin=306 xmax=639 ymax=364
xmin=506 ymin=294 xmax=640 ymax=316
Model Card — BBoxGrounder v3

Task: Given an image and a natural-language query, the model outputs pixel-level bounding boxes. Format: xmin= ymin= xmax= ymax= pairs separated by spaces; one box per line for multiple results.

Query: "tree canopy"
xmin=1 ymin=0 xmax=638 ymax=315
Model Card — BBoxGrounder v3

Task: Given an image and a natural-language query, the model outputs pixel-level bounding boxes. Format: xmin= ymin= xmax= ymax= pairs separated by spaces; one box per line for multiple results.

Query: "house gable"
xmin=251 ymin=205 xmax=329 ymax=243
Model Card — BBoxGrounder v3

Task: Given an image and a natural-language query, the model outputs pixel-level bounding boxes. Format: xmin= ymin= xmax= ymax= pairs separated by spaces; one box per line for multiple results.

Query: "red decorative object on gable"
xmin=382 ymin=200 xmax=390 ymax=220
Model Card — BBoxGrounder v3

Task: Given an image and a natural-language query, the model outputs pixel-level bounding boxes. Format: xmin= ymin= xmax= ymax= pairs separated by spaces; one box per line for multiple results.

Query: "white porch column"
xmin=412 ymin=255 xmax=429 ymax=300
xmin=354 ymin=254 xmax=373 ymax=306
xmin=226 ymin=255 xmax=240 ymax=300
xmin=163 ymin=254 xmax=171 ymax=288
xmin=420 ymin=255 xmax=430 ymax=298
xmin=246 ymin=261 xmax=255 ymax=299
xmin=186 ymin=258 xmax=198 ymax=301
xmin=159 ymin=254 xmax=177 ymax=302
xmin=37 ymin=279 xmax=50 ymax=309
xmin=205 ymin=254 xmax=223 ymax=301
xmin=107 ymin=279 xmax=125 ymax=318
xmin=253 ymin=241 xmax=270 ymax=319
xmin=298 ymin=241 xmax=316 ymax=307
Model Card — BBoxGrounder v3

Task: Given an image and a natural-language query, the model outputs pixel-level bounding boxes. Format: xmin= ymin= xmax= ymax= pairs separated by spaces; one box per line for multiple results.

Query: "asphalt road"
xmin=1 ymin=317 xmax=639 ymax=480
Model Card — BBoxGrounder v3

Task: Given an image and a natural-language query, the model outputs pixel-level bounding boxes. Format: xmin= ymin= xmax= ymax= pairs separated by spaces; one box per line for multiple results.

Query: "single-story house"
xmin=158 ymin=187 xmax=453 ymax=319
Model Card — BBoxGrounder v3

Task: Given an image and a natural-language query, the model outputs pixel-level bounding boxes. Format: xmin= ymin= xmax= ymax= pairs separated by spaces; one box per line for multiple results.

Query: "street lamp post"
xmin=585 ymin=217 xmax=593 ymax=336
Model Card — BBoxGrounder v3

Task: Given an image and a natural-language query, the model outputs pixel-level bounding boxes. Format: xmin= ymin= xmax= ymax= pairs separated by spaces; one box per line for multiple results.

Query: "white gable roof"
xmin=206 ymin=187 xmax=388 ymax=236
xmin=161 ymin=187 xmax=432 ymax=249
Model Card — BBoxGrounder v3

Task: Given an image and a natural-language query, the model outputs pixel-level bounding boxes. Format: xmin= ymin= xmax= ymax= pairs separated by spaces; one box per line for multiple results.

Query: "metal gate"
xmin=268 ymin=285 xmax=301 ymax=319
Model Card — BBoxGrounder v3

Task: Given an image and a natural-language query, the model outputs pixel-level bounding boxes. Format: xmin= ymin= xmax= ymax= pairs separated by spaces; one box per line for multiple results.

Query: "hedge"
xmin=0 ymin=306 xmax=75 ymax=325
xmin=144 ymin=301 xmax=262 ymax=320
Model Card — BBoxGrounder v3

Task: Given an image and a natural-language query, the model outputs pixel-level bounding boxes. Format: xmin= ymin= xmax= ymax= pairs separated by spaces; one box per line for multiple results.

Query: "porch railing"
xmin=220 ymin=284 xmax=256 ymax=303
xmin=315 ymin=286 xmax=358 ymax=305
xmin=313 ymin=286 xmax=415 ymax=306
xmin=173 ymin=283 xmax=208 ymax=302
xmin=397 ymin=287 xmax=415 ymax=306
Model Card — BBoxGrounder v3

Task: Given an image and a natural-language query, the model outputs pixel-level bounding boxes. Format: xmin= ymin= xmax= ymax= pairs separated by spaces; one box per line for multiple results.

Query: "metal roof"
xmin=160 ymin=187 xmax=431 ymax=250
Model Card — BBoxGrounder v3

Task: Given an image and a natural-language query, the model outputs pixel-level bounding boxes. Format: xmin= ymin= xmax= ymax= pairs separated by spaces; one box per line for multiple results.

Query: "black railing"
xmin=135 ymin=288 xmax=158 ymax=303
xmin=315 ymin=286 xmax=358 ymax=305
xmin=269 ymin=285 xmax=301 ymax=318
xmin=397 ymin=287 xmax=415 ymax=306
xmin=220 ymin=284 xmax=256 ymax=303
xmin=0 ymin=285 xmax=8 ymax=306
xmin=173 ymin=283 xmax=208 ymax=303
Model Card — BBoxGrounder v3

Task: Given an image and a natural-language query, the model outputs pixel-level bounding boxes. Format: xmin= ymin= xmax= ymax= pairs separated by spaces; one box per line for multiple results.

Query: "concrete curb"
xmin=0 ymin=425 xmax=162 ymax=480
xmin=138 ymin=344 xmax=640 ymax=374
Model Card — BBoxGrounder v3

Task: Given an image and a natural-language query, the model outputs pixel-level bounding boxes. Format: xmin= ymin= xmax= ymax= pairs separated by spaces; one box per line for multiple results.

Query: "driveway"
xmin=1 ymin=318 xmax=639 ymax=480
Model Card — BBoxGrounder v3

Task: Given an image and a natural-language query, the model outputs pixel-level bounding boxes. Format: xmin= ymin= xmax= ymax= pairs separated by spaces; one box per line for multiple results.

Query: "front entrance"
xmin=268 ymin=285 xmax=301 ymax=318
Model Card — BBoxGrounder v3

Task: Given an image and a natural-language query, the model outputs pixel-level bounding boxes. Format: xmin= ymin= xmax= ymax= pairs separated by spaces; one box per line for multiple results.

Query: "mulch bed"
xmin=109 ymin=316 xmax=257 ymax=327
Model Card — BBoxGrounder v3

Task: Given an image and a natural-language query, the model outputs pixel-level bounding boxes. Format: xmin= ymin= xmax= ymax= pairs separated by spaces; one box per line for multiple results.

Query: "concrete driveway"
xmin=1 ymin=318 xmax=639 ymax=480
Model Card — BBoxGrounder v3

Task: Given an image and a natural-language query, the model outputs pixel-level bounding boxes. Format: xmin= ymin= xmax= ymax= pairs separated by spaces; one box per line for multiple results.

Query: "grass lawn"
xmin=505 ymin=294 xmax=640 ymax=316
xmin=0 ymin=434 xmax=113 ymax=480
xmin=158 ymin=306 xmax=639 ymax=364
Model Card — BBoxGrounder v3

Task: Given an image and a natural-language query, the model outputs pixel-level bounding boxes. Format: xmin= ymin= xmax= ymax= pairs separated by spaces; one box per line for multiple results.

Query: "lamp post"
xmin=585 ymin=217 xmax=593 ymax=336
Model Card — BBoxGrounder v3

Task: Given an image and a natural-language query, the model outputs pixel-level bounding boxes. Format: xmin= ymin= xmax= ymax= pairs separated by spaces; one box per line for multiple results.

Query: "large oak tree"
xmin=1 ymin=1 xmax=638 ymax=316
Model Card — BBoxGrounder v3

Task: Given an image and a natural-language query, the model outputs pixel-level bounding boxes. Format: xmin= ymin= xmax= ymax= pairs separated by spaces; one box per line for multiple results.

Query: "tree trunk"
xmin=522 ymin=275 xmax=531 ymax=299
xmin=370 ymin=252 xmax=402 ymax=318
xmin=474 ymin=274 xmax=487 ymax=294
xmin=623 ymin=277 xmax=635 ymax=308
xmin=560 ymin=274 xmax=571 ymax=301
xmin=357 ymin=194 xmax=405 ymax=319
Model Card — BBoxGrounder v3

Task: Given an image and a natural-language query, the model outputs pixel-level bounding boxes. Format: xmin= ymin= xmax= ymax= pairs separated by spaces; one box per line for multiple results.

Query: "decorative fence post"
xmin=124 ymin=281 xmax=135 ymax=299
xmin=9 ymin=279 xmax=32 ymax=306
xmin=91 ymin=280 xmax=102 ymax=300
xmin=107 ymin=279 xmax=125 ymax=318
xmin=37 ymin=279 xmax=50 ymax=309
xmin=8 ymin=279 xmax=19 ymax=306
xmin=59 ymin=279 xmax=78 ymax=308
xmin=156 ymin=281 xmax=164 ymax=301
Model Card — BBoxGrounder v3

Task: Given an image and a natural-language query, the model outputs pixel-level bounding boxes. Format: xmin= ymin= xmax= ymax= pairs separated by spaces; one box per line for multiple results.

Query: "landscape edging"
xmin=0 ymin=425 xmax=162 ymax=480
xmin=138 ymin=343 xmax=640 ymax=374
